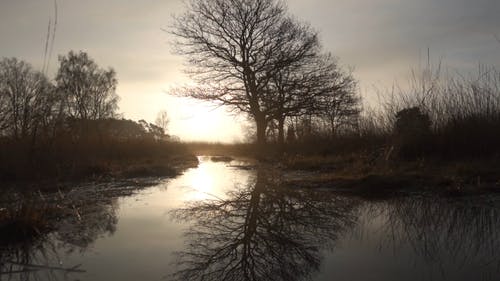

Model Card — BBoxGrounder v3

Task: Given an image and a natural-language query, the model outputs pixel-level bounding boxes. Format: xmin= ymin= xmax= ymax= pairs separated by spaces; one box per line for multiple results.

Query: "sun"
xmin=168 ymin=98 xmax=242 ymax=142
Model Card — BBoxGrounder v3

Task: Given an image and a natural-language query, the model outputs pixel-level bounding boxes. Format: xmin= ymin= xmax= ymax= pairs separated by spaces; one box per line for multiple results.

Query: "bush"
xmin=393 ymin=107 xmax=432 ymax=159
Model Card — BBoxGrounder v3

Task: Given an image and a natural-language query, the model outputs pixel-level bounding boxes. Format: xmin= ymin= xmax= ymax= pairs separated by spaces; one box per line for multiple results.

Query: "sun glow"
xmin=182 ymin=156 xmax=246 ymax=201
xmin=189 ymin=164 xmax=214 ymax=195
xmin=175 ymin=103 xmax=243 ymax=142
xmin=183 ymin=157 xmax=225 ymax=201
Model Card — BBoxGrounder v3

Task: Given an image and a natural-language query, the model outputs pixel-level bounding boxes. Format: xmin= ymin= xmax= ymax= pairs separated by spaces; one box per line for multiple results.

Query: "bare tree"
xmin=266 ymin=53 xmax=356 ymax=144
xmin=0 ymin=58 xmax=53 ymax=139
xmin=170 ymin=0 xmax=318 ymax=145
xmin=155 ymin=110 xmax=170 ymax=135
xmin=55 ymin=51 xmax=118 ymax=120
xmin=316 ymin=66 xmax=359 ymax=138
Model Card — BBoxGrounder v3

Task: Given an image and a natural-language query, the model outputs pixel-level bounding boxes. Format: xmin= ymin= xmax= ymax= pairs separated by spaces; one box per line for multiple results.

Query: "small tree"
xmin=155 ymin=110 xmax=170 ymax=135
xmin=56 ymin=51 xmax=118 ymax=120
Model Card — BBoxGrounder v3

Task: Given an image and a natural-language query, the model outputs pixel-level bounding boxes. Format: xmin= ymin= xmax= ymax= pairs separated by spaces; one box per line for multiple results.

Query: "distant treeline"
xmin=0 ymin=51 xmax=183 ymax=182
xmin=0 ymin=51 xmax=120 ymax=143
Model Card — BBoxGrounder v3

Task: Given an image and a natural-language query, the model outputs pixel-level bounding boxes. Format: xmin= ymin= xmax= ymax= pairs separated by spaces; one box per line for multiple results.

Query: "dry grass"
xmin=0 ymin=137 xmax=197 ymax=183
xmin=282 ymin=152 xmax=500 ymax=196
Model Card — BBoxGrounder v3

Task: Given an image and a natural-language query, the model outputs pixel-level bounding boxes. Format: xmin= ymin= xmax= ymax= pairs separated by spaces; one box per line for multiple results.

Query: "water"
xmin=1 ymin=156 xmax=500 ymax=281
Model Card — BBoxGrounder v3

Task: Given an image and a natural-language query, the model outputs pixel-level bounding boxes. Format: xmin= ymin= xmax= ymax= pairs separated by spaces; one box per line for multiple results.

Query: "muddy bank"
xmin=281 ymin=162 xmax=500 ymax=199
xmin=1 ymin=154 xmax=199 ymax=192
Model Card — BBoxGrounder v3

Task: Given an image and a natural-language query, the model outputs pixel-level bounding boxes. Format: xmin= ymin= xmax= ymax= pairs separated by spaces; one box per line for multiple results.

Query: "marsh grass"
xmin=0 ymin=137 xmax=196 ymax=183
xmin=378 ymin=65 xmax=500 ymax=159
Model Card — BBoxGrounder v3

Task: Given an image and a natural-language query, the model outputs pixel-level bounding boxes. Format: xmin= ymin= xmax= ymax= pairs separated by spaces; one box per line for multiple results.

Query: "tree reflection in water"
xmin=172 ymin=168 xmax=500 ymax=281
xmin=378 ymin=195 xmax=500 ymax=273
xmin=0 ymin=189 xmax=119 ymax=280
xmin=171 ymin=169 xmax=359 ymax=281
xmin=2 ymin=167 xmax=500 ymax=281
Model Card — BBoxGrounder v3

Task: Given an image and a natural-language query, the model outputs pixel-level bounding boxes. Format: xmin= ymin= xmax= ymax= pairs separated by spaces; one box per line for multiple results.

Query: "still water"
xmin=1 ymin=156 xmax=500 ymax=280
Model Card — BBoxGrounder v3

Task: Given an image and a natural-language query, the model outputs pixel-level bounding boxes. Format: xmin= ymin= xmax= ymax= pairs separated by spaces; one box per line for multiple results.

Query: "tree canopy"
xmin=0 ymin=58 xmax=54 ymax=139
xmin=171 ymin=0 xmax=359 ymax=145
xmin=171 ymin=0 xmax=324 ymax=144
xmin=56 ymin=51 xmax=119 ymax=120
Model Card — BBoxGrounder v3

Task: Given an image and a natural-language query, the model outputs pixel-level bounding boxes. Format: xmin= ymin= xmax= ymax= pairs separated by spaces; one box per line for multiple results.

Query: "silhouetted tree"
xmin=63 ymin=118 xmax=162 ymax=142
xmin=289 ymin=114 xmax=319 ymax=142
xmin=317 ymin=72 xmax=359 ymax=138
xmin=155 ymin=110 xmax=170 ymax=135
xmin=105 ymin=118 xmax=149 ymax=139
xmin=267 ymin=54 xmax=357 ymax=144
xmin=137 ymin=119 xmax=167 ymax=141
xmin=171 ymin=0 xmax=318 ymax=145
xmin=55 ymin=51 xmax=118 ymax=120
xmin=0 ymin=58 xmax=54 ymax=140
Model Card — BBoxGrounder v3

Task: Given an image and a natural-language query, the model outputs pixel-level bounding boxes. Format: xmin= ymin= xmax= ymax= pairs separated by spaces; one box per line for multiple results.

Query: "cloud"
xmin=288 ymin=0 xmax=500 ymax=87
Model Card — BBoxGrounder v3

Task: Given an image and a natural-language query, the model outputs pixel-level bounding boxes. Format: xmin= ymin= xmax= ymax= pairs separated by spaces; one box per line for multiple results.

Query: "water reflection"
xmin=377 ymin=195 xmax=500 ymax=278
xmin=0 ymin=188 xmax=119 ymax=280
xmin=171 ymin=169 xmax=359 ymax=281
xmin=315 ymin=194 xmax=500 ymax=281
xmin=172 ymin=164 xmax=500 ymax=281
xmin=2 ymin=159 xmax=500 ymax=281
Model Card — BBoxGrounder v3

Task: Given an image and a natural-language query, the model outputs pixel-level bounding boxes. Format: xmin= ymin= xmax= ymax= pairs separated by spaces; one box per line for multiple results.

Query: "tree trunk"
xmin=255 ymin=114 xmax=267 ymax=145
xmin=330 ymin=118 xmax=335 ymax=139
xmin=277 ymin=116 xmax=285 ymax=146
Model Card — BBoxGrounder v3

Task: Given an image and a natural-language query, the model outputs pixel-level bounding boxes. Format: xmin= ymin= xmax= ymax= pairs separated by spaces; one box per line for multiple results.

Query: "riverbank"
xmin=5 ymin=138 xmax=500 ymax=197
xmin=181 ymin=143 xmax=500 ymax=196
xmin=1 ymin=154 xmax=199 ymax=191
xmin=280 ymin=154 xmax=500 ymax=197
xmin=0 ymin=139 xmax=199 ymax=189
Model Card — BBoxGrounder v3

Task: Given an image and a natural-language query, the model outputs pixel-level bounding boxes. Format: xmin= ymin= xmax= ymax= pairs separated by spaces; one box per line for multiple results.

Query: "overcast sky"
xmin=1 ymin=0 xmax=499 ymax=141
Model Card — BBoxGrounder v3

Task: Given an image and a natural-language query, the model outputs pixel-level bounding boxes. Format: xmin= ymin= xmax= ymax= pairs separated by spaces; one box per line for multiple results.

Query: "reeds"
xmin=380 ymin=64 xmax=500 ymax=159
xmin=0 ymin=135 xmax=193 ymax=183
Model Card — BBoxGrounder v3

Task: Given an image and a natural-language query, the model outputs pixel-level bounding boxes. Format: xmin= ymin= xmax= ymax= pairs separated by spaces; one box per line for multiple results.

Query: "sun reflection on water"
xmin=182 ymin=156 xmax=239 ymax=201
xmin=189 ymin=162 xmax=214 ymax=199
